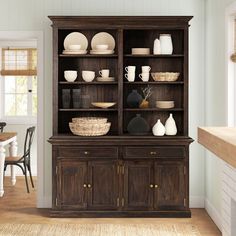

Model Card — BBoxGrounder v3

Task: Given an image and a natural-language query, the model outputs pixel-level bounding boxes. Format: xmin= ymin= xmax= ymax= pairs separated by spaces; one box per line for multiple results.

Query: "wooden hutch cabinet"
xmin=48 ymin=16 xmax=193 ymax=217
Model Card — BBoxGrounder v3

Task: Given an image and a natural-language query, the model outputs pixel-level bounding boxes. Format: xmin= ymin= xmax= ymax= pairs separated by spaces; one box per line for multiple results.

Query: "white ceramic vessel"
xmin=139 ymin=73 xmax=149 ymax=82
xmin=82 ymin=70 xmax=95 ymax=82
xmin=99 ymin=69 xmax=109 ymax=78
xmin=95 ymin=44 xmax=109 ymax=50
xmin=91 ymin=32 xmax=115 ymax=50
xmin=68 ymin=44 xmax=81 ymax=50
xmin=64 ymin=70 xmax=77 ymax=82
xmin=165 ymin=113 xmax=177 ymax=135
xmin=152 ymin=119 xmax=165 ymax=136
xmin=141 ymin=66 xmax=151 ymax=73
xmin=125 ymin=73 xmax=135 ymax=82
xmin=160 ymin=34 xmax=173 ymax=55
xmin=153 ymin=38 xmax=161 ymax=54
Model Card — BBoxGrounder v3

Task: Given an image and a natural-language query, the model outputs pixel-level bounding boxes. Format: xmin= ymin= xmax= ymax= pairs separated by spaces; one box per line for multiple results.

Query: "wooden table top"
xmin=198 ymin=127 xmax=236 ymax=168
xmin=0 ymin=132 xmax=17 ymax=142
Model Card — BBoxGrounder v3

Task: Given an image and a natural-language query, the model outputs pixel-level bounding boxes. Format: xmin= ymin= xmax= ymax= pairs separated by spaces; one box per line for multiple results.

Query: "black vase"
xmin=72 ymin=89 xmax=81 ymax=109
xmin=62 ymin=89 xmax=71 ymax=109
xmin=127 ymin=90 xmax=142 ymax=108
xmin=127 ymin=114 xmax=150 ymax=135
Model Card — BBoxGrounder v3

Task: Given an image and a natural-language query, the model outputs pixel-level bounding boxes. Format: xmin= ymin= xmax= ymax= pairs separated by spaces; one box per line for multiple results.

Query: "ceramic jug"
xmin=160 ymin=34 xmax=173 ymax=54
xmin=153 ymin=38 xmax=161 ymax=54
xmin=127 ymin=114 xmax=150 ymax=135
xmin=165 ymin=113 xmax=177 ymax=135
xmin=152 ymin=119 xmax=165 ymax=136
xmin=127 ymin=90 xmax=142 ymax=108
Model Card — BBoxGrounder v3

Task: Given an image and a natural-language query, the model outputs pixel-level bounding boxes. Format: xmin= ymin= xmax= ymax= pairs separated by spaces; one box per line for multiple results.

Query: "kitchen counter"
xmin=198 ymin=127 xmax=236 ymax=168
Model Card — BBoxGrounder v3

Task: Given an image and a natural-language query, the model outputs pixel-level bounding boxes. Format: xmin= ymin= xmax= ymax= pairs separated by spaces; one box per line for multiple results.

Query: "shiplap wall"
xmin=0 ymin=0 xmax=206 ymax=207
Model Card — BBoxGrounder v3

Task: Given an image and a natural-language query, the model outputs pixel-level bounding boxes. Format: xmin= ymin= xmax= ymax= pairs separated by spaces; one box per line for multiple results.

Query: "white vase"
xmin=160 ymin=34 xmax=173 ymax=55
xmin=153 ymin=38 xmax=161 ymax=54
xmin=165 ymin=113 xmax=177 ymax=135
xmin=152 ymin=119 xmax=165 ymax=136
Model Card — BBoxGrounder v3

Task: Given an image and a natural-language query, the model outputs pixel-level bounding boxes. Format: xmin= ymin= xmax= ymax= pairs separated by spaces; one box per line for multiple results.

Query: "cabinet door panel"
xmin=87 ymin=161 xmax=119 ymax=210
xmin=154 ymin=162 xmax=185 ymax=210
xmin=124 ymin=161 xmax=153 ymax=210
xmin=57 ymin=160 xmax=87 ymax=209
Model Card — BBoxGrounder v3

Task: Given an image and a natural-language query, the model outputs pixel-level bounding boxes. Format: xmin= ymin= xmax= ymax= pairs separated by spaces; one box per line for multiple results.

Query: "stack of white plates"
xmin=62 ymin=49 xmax=87 ymax=54
xmin=90 ymin=49 xmax=114 ymax=54
xmin=97 ymin=77 xmax=115 ymax=82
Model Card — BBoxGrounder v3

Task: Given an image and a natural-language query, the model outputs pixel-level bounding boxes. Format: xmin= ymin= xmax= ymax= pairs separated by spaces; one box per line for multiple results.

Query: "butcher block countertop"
xmin=198 ymin=127 xmax=236 ymax=168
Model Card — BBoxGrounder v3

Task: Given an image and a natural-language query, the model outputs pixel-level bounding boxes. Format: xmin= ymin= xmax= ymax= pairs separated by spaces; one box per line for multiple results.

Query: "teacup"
xmin=142 ymin=66 xmax=151 ymax=73
xmin=99 ymin=69 xmax=110 ymax=78
xmin=82 ymin=70 xmax=95 ymax=82
xmin=125 ymin=66 xmax=136 ymax=73
xmin=139 ymin=73 xmax=149 ymax=82
xmin=125 ymin=73 xmax=135 ymax=82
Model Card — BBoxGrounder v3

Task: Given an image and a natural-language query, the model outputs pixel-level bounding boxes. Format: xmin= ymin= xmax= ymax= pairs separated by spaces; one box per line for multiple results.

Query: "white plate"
xmin=63 ymin=50 xmax=87 ymax=55
xmin=90 ymin=50 xmax=114 ymax=55
xmin=64 ymin=32 xmax=88 ymax=50
xmin=91 ymin=32 xmax=115 ymax=51
xmin=97 ymin=77 xmax=115 ymax=82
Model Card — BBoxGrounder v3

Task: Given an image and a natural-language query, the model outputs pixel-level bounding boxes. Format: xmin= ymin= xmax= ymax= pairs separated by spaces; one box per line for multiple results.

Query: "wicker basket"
xmin=69 ymin=122 xmax=111 ymax=136
xmin=72 ymin=117 xmax=108 ymax=124
xmin=151 ymin=72 xmax=180 ymax=82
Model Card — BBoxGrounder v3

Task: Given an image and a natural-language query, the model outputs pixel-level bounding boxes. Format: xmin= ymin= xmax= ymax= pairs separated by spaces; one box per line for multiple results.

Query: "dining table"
xmin=0 ymin=132 xmax=17 ymax=197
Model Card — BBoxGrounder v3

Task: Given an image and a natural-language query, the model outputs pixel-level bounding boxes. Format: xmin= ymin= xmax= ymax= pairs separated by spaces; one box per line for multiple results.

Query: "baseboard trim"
xmin=205 ymin=198 xmax=222 ymax=231
xmin=37 ymin=196 xmax=51 ymax=208
xmin=190 ymin=196 xmax=205 ymax=208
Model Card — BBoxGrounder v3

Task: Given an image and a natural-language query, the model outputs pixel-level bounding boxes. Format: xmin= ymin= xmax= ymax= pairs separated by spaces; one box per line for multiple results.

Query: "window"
xmin=0 ymin=48 xmax=37 ymax=123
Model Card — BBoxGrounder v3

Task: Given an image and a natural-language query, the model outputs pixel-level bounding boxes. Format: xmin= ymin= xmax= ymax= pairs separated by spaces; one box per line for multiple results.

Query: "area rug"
xmin=0 ymin=223 xmax=201 ymax=236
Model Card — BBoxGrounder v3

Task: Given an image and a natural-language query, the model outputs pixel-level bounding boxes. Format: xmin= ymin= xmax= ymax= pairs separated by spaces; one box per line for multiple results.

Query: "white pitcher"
xmin=165 ymin=113 xmax=177 ymax=135
xmin=153 ymin=38 xmax=161 ymax=54
xmin=152 ymin=119 xmax=165 ymax=136
xmin=160 ymin=34 xmax=173 ymax=55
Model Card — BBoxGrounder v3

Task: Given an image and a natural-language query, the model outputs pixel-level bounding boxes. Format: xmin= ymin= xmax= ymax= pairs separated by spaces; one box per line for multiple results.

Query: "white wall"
xmin=205 ymin=0 xmax=236 ymax=228
xmin=0 ymin=0 xmax=206 ymax=207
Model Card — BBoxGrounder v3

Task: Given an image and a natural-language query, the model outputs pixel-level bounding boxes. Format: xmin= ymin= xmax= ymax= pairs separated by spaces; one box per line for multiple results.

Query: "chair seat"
xmin=5 ymin=156 xmax=22 ymax=163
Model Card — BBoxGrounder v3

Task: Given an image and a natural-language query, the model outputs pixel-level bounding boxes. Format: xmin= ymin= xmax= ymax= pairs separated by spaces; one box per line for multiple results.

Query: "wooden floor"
xmin=0 ymin=177 xmax=221 ymax=236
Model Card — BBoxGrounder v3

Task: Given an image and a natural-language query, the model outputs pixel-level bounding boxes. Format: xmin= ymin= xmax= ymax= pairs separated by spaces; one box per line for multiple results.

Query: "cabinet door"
xmin=57 ymin=160 xmax=87 ymax=209
xmin=154 ymin=162 xmax=185 ymax=210
xmin=87 ymin=160 xmax=119 ymax=210
xmin=123 ymin=161 xmax=153 ymax=210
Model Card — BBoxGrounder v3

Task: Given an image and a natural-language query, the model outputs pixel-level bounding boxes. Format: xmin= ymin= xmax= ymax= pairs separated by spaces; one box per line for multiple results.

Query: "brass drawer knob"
xmin=83 ymin=184 xmax=87 ymax=188
xmin=84 ymin=151 xmax=89 ymax=155
xmin=150 ymin=151 xmax=157 ymax=155
xmin=87 ymin=184 xmax=92 ymax=188
xmin=150 ymin=184 xmax=154 ymax=188
xmin=154 ymin=185 xmax=158 ymax=188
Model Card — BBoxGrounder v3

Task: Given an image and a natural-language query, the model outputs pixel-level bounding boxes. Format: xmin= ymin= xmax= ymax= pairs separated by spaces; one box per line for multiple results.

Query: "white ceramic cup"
xmin=82 ymin=70 xmax=95 ymax=82
xmin=142 ymin=66 xmax=151 ymax=73
xmin=99 ymin=69 xmax=110 ymax=78
xmin=139 ymin=72 xmax=149 ymax=82
xmin=125 ymin=66 xmax=136 ymax=73
xmin=125 ymin=73 xmax=135 ymax=82
xmin=64 ymin=70 xmax=77 ymax=82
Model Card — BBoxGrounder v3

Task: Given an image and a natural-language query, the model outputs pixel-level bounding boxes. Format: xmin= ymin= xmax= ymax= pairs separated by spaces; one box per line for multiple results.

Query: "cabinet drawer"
xmin=58 ymin=147 xmax=118 ymax=158
xmin=124 ymin=146 xmax=185 ymax=159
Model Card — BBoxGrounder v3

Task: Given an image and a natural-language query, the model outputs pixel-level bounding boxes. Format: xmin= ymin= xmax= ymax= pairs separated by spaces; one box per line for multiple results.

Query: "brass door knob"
xmin=150 ymin=184 xmax=154 ymax=188
xmin=87 ymin=184 xmax=92 ymax=188
xmin=83 ymin=184 xmax=87 ymax=188
xmin=84 ymin=151 xmax=89 ymax=155
xmin=150 ymin=151 xmax=157 ymax=155
xmin=154 ymin=184 xmax=158 ymax=188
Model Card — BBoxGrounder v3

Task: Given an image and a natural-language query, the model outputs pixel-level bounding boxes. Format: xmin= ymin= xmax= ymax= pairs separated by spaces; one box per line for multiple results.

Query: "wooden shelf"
xmin=124 ymin=81 xmax=184 ymax=85
xmin=59 ymin=81 xmax=118 ymax=85
xmin=124 ymin=54 xmax=184 ymax=58
xmin=124 ymin=108 xmax=183 ymax=112
xmin=59 ymin=54 xmax=118 ymax=58
xmin=59 ymin=108 xmax=118 ymax=112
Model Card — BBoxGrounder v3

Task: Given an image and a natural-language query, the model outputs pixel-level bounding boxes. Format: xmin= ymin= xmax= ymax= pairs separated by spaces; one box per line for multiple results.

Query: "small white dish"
xmin=64 ymin=32 xmax=88 ymax=50
xmin=95 ymin=44 xmax=109 ymax=50
xmin=90 ymin=50 xmax=114 ymax=55
xmin=97 ymin=77 xmax=115 ymax=82
xmin=92 ymin=102 xmax=116 ymax=109
xmin=62 ymin=50 xmax=87 ymax=55
xmin=91 ymin=32 xmax=115 ymax=50
xmin=64 ymin=70 xmax=77 ymax=82
xmin=68 ymin=44 xmax=81 ymax=50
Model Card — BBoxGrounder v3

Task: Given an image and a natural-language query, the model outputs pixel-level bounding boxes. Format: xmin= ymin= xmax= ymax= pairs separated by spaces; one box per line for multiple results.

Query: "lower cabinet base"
xmin=50 ymin=210 xmax=191 ymax=218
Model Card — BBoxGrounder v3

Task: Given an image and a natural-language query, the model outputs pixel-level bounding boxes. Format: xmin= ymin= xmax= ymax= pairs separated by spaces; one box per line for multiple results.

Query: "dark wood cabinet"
xmin=48 ymin=16 xmax=194 ymax=217
xmin=123 ymin=161 xmax=153 ymax=210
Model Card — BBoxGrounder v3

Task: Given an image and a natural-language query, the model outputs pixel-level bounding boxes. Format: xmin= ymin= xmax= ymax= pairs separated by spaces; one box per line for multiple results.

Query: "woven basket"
xmin=151 ymin=72 xmax=180 ymax=82
xmin=72 ymin=117 xmax=107 ymax=124
xmin=69 ymin=122 xmax=111 ymax=136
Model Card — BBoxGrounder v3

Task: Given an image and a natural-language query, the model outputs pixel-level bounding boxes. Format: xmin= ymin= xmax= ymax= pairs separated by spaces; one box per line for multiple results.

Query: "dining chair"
xmin=0 ymin=122 xmax=6 ymax=132
xmin=4 ymin=126 xmax=36 ymax=193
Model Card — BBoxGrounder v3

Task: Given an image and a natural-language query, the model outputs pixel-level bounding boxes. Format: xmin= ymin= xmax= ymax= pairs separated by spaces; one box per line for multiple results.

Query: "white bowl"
xmin=64 ymin=70 xmax=77 ymax=82
xmin=82 ymin=70 xmax=95 ymax=82
xmin=132 ymin=48 xmax=150 ymax=55
xmin=156 ymin=101 xmax=175 ymax=109
xmin=68 ymin=44 xmax=81 ymax=50
xmin=95 ymin=44 xmax=109 ymax=50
